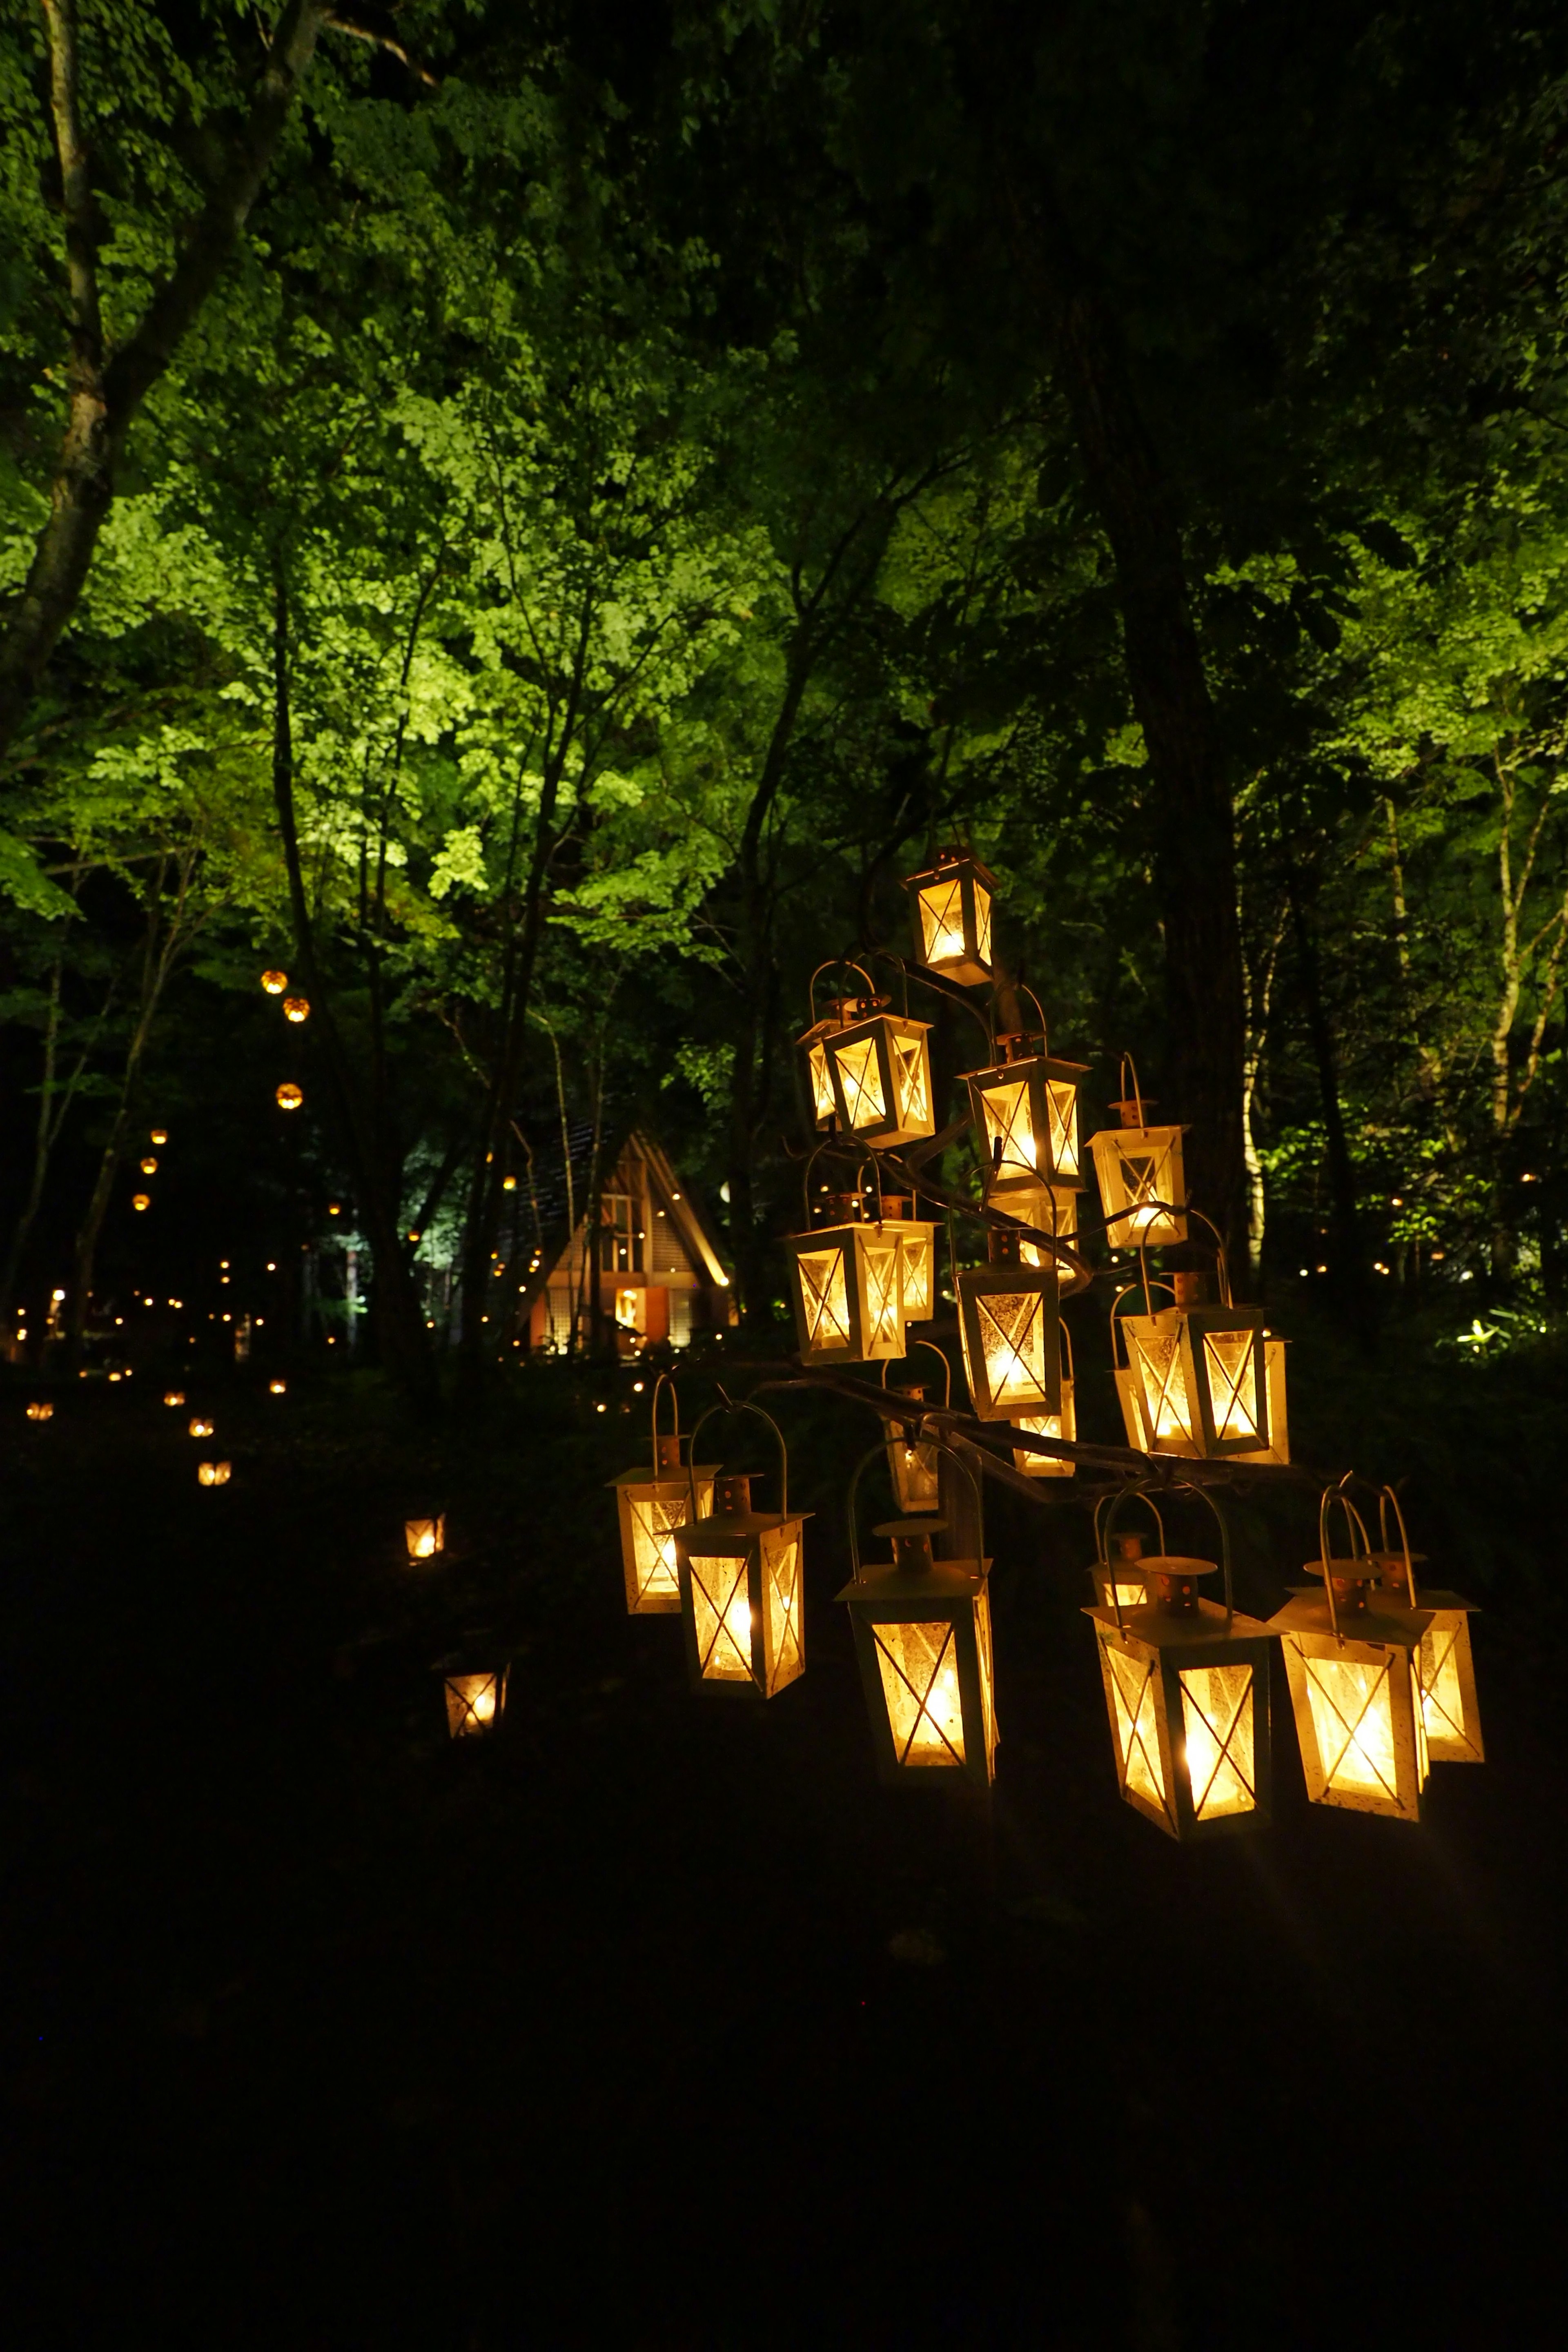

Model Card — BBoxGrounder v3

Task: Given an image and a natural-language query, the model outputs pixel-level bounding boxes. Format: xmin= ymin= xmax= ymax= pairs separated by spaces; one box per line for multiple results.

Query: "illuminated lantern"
xmin=132 ymin=1193 xmax=151 ymax=1212
xmin=405 ymin=1515 xmax=445 ymax=1561
xmin=268 ymin=1379 xmax=287 ymax=1396
xmin=1369 ymin=1490 xmax=1483 ymax=1766
xmin=197 ymin=1461 xmax=232 ymax=1486
xmin=1089 ymin=1102 xmax=1188 ymax=1250
xmin=149 ymin=1128 xmax=169 ymax=1145
xmin=164 ymin=1391 xmax=185 ymax=1408
xmin=673 ymin=1405 xmax=806 ymax=1697
xmin=608 ymin=1377 xmax=719 ymax=1615
xmin=1087 ymin=1499 xmax=1273 ymax=1840
xmin=823 ymin=1008 xmax=936 ymax=1148
xmin=1232 ymin=1336 xmax=1291 ymax=1466
xmin=25 ymin=1402 xmax=53 ymax=1423
xmin=878 ymin=1195 xmax=938 ymax=1321
xmin=276 ymin=1083 xmax=303 ymax=1111
xmin=442 ymin=1664 xmax=508 ymax=1740
xmin=283 ymin=996 xmax=310 ymax=1024
xmin=187 ymin=1416 xmax=214 ymax=1438
xmin=840 ymin=1517 xmax=998 ymax=1785
xmin=956 ymin=1255 xmax=1060 ymax=1423
xmin=1091 ymin=1533 xmax=1153 ymax=1613
xmin=968 ymin=1040 xmax=1087 ymax=1196
xmin=1119 ymin=1275 xmax=1271 ymax=1459
xmin=502 ymin=1174 xmax=518 ymax=1192
xmin=1011 ymin=1323 xmax=1076 ymax=1477
xmin=796 ymin=1007 xmax=852 ymax=1130
xmin=261 ymin=970 xmax=288 ymax=995
xmin=786 ymin=1206 xmax=906 ymax=1363
xmin=140 ymin=1156 xmax=158 ymax=1174
xmin=884 ymin=1388 xmax=941 ymax=1513
xmin=901 ymin=847 xmax=996 ymax=987
xmin=1270 ymin=1496 xmax=1432 ymax=1822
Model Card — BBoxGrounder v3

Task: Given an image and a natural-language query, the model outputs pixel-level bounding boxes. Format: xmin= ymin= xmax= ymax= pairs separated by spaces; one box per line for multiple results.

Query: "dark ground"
xmin=1 ymin=1347 xmax=1564 ymax=2349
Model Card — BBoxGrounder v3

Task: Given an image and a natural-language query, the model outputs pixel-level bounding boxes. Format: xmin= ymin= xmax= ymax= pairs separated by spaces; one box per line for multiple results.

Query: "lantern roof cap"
xmin=974 ymin=1045 xmax=1091 ymax=1080
xmin=1087 ymin=1594 xmax=1273 ymax=1641
xmin=902 ymin=844 xmax=998 ymax=890
xmin=837 ymin=1557 xmax=989 ymax=1604
xmin=1270 ymin=1589 xmax=1435 ymax=1642
xmin=606 ymin=1461 xmax=722 ymax=1492
xmin=682 ymin=1508 xmax=811 ymax=1541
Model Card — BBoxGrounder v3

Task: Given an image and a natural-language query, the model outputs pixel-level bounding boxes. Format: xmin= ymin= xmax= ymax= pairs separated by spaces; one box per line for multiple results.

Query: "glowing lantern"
xmin=902 ymin=847 xmax=997 ymax=987
xmin=882 ymin=1360 xmax=945 ymax=1512
xmin=442 ymin=1664 xmax=508 ymax=1740
xmin=673 ymin=1405 xmax=807 ymax=1698
xmin=1119 ymin=1275 xmax=1271 ymax=1459
xmin=1270 ymin=1495 xmax=1432 ymax=1823
xmin=796 ymin=1007 xmax=852 ymax=1131
xmin=276 ymin=1083 xmax=303 ymax=1111
xmin=268 ymin=1380 xmax=287 ymax=1396
xmin=25 ymin=1402 xmax=53 ymax=1423
xmin=405 ymin=1515 xmax=445 ymax=1561
xmin=164 ymin=1391 xmax=185 ymax=1408
xmin=149 ymin=1128 xmax=168 ymax=1145
xmin=283 ymin=996 xmax=310 ymax=1024
xmin=197 ymin=1461 xmax=232 ymax=1487
xmin=823 ymin=1009 xmax=936 ymax=1148
xmin=502 ymin=1174 xmax=518 ymax=1192
xmin=261 ymin=970 xmax=288 ymax=994
xmin=140 ymin=1157 xmax=158 ymax=1174
xmin=132 ymin=1193 xmax=151 ymax=1212
xmin=786 ymin=1207 xmax=906 ymax=1363
xmin=968 ymin=1038 xmax=1086 ymax=1198
xmin=956 ymin=1258 xmax=1060 ymax=1423
xmin=839 ymin=1445 xmax=996 ymax=1786
xmin=608 ymin=1376 xmax=719 ymax=1615
xmin=1091 ymin=1535 xmax=1152 ymax=1614
xmin=1368 ymin=1490 xmax=1483 ymax=1766
xmin=1088 ymin=1082 xmax=1188 ymax=1248
xmin=1087 ymin=1497 xmax=1273 ymax=1841
xmin=187 ymin=1416 xmax=214 ymax=1438
xmin=1011 ymin=1323 xmax=1076 ymax=1477
xmin=1232 ymin=1336 xmax=1290 ymax=1466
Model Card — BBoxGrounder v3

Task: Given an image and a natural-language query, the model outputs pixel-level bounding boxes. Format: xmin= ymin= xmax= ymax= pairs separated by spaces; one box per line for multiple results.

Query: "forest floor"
xmin=1 ymin=1334 xmax=1565 ymax=2348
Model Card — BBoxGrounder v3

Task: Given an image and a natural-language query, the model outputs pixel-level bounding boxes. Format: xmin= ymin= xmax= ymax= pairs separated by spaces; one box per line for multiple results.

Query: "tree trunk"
xmin=1285 ymin=862 xmax=1373 ymax=1343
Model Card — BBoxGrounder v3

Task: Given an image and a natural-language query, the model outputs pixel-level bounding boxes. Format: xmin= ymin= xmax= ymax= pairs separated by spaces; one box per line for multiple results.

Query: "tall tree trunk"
xmin=1240 ymin=906 xmax=1286 ymax=1292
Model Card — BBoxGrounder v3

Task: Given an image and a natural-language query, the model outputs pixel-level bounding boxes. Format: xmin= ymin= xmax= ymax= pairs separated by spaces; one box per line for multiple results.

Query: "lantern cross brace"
xmin=1302 ymin=1649 xmax=1400 ymax=1801
xmin=875 ymin=1621 xmax=967 ymax=1766
xmin=1181 ymin=1669 xmax=1256 ymax=1813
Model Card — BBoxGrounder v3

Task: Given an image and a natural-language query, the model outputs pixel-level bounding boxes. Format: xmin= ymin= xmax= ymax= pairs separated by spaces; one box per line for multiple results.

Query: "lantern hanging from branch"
xmin=149 ymin=1128 xmax=168 ymax=1146
xmin=1088 ymin=1081 xmax=1189 ymax=1250
xmin=276 ymin=1083 xmax=303 ymax=1112
xmin=405 ymin=1515 xmax=445 ymax=1561
xmin=164 ymin=1391 xmax=185 ymax=1408
xmin=140 ymin=1156 xmax=158 ymax=1175
xmin=901 ymin=847 xmax=997 ymax=987
xmin=786 ymin=1202 xmax=906 ymax=1364
xmin=1231 ymin=1336 xmax=1290 ymax=1465
xmin=1368 ymin=1489 xmax=1483 ymax=1766
xmin=673 ymin=1403 xmax=807 ymax=1699
xmin=1270 ymin=1493 xmax=1432 ymax=1823
xmin=441 ymin=1662 xmax=509 ymax=1740
xmin=1011 ymin=1322 xmax=1076 ymax=1478
xmin=268 ymin=1379 xmax=287 ymax=1396
xmin=1087 ymin=1489 xmax=1273 ymax=1841
xmin=839 ymin=1442 xmax=996 ymax=1784
xmin=608 ymin=1375 xmax=719 ymax=1615
xmin=283 ymin=996 xmax=310 ymax=1025
xmin=956 ymin=1258 xmax=1060 ymax=1423
xmin=261 ymin=970 xmax=287 ymax=995
xmin=875 ymin=1195 xmax=939 ymax=1322
xmin=198 ymin=1461 xmax=232 ymax=1487
xmin=968 ymin=1041 xmax=1087 ymax=1195
xmin=1119 ymin=1274 xmax=1272 ymax=1459
xmin=822 ymin=1006 xmax=936 ymax=1149
xmin=132 ymin=1193 xmax=151 ymax=1212
xmin=882 ymin=1343 xmax=949 ymax=1513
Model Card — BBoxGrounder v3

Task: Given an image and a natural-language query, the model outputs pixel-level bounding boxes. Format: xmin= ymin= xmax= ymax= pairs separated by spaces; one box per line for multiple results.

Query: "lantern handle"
xmin=686 ymin=1393 xmax=791 ymax=1521
xmin=1020 ymin=983 xmax=1049 ymax=1049
xmin=1060 ymin=1316 xmax=1075 ymax=1388
xmin=1185 ymin=1207 xmax=1234 ymax=1307
xmin=1098 ymin=1480 xmax=1164 ymax=1634
xmin=867 ymin=945 xmax=995 ymax=1051
xmin=800 ymin=1136 xmax=839 ymax=1228
xmin=807 ymin=958 xmax=880 ymax=1027
xmin=1093 ymin=1484 xmax=1167 ymax=1612
xmin=1109 ymin=1277 xmax=1177 ymax=1370
xmin=849 ymin=1431 xmax=982 ymax=1583
xmin=858 ymin=1155 xmax=886 ymax=1226
xmin=880 ymin=1336 xmax=952 ymax=1411
xmin=1377 ymin=1485 xmax=1419 ymax=1606
xmin=1182 ymin=1481 xmax=1235 ymax=1629
xmin=1118 ymin=1053 xmax=1147 ymax=1129
xmin=1317 ymin=1482 xmax=1374 ymax=1646
xmin=650 ymin=1371 xmax=680 ymax=1476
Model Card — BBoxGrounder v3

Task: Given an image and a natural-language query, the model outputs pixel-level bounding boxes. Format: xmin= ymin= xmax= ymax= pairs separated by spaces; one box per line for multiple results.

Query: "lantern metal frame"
xmin=785 ymin=1181 xmax=908 ymax=1364
xmin=901 ymin=846 xmax=997 ymax=987
xmin=837 ymin=1440 xmax=997 ymax=1788
xmin=882 ymin=1340 xmax=950 ymax=1514
xmin=956 ymin=1259 xmax=1061 ymax=1423
xmin=1088 ymin=1061 xmax=1189 ymax=1248
xmin=673 ymin=1401 xmax=808 ymax=1699
xmin=1369 ymin=1487 xmax=1483 ymax=1765
xmin=1011 ymin=1319 xmax=1076 ymax=1478
xmin=1089 ymin=1492 xmax=1166 ymax=1612
xmin=822 ymin=1004 xmax=937 ymax=1149
xmin=1116 ymin=1261 xmax=1272 ymax=1458
xmin=893 ymin=1212 xmax=939 ymax=1322
xmin=608 ymin=1374 xmax=719 ymax=1616
xmin=439 ymin=1658 xmax=510 ymax=1740
xmin=1086 ymin=1485 xmax=1273 ymax=1842
xmin=968 ymin=1041 xmax=1087 ymax=1196
xmin=1270 ymin=1491 xmax=1433 ymax=1823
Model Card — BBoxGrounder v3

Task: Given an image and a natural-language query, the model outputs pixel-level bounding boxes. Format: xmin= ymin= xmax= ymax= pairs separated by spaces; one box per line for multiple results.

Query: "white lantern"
xmin=1118 ymin=1272 xmax=1271 ymax=1460
xmin=1011 ymin=1322 xmax=1076 ymax=1477
xmin=608 ymin=1378 xmax=719 ymax=1616
xmin=1088 ymin=1089 xmax=1188 ymax=1249
xmin=823 ymin=1009 xmax=936 ymax=1149
xmin=673 ymin=1405 xmax=808 ymax=1700
xmin=901 ymin=847 xmax=997 ymax=987
xmin=957 ymin=1257 xmax=1060 ymax=1423
xmin=968 ymin=1044 xmax=1087 ymax=1195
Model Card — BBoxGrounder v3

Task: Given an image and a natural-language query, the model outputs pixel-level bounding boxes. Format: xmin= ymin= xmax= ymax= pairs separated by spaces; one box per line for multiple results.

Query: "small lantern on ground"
xmin=819 ymin=1000 xmax=936 ymax=1149
xmin=1088 ymin=1070 xmax=1188 ymax=1248
xmin=1119 ymin=1273 xmax=1272 ymax=1459
xmin=405 ymin=1515 xmax=445 ymax=1561
xmin=1087 ymin=1490 xmax=1273 ymax=1841
xmin=839 ymin=1439 xmax=997 ymax=1785
xmin=957 ymin=1245 xmax=1060 ymax=1424
xmin=608 ymin=1376 xmax=719 ymax=1615
xmin=786 ymin=1197 xmax=906 ymax=1364
xmin=25 ymin=1401 xmax=53 ymax=1423
xmin=901 ymin=847 xmax=997 ymax=987
xmin=198 ymin=1461 xmax=232 ymax=1487
xmin=440 ymin=1662 xmax=509 ymax=1740
xmin=188 ymin=1416 xmax=214 ymax=1438
xmin=283 ymin=996 xmax=310 ymax=1024
xmin=1011 ymin=1323 xmax=1076 ymax=1477
xmin=164 ymin=1390 xmax=185 ymax=1408
xmin=968 ymin=1037 xmax=1087 ymax=1196
xmin=673 ymin=1403 xmax=807 ymax=1698
xmin=1368 ymin=1489 xmax=1483 ymax=1766
xmin=1270 ymin=1494 xmax=1432 ymax=1823
xmin=276 ymin=1082 xmax=303 ymax=1112
xmin=268 ymin=1379 xmax=287 ymax=1396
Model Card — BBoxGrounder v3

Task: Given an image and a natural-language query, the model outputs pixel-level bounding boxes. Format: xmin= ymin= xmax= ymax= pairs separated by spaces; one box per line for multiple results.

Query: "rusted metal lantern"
xmin=838 ymin=1444 xmax=997 ymax=1785
xmin=901 ymin=846 xmax=997 ymax=987
xmin=1087 ymin=1489 xmax=1273 ymax=1841
xmin=957 ymin=1239 xmax=1061 ymax=1423
xmin=968 ymin=1036 xmax=1087 ymax=1196
xmin=1367 ymin=1488 xmax=1483 ymax=1766
xmin=786 ymin=1197 xmax=906 ymax=1364
xmin=405 ymin=1514 xmax=445 ymax=1561
xmin=607 ymin=1375 xmax=719 ymax=1616
xmin=673 ymin=1403 xmax=808 ymax=1699
xmin=1088 ymin=1071 xmax=1189 ymax=1248
xmin=1270 ymin=1493 xmax=1432 ymax=1823
xmin=1011 ymin=1321 xmax=1076 ymax=1478
xmin=1119 ymin=1272 xmax=1272 ymax=1459
xmin=440 ymin=1661 xmax=509 ymax=1740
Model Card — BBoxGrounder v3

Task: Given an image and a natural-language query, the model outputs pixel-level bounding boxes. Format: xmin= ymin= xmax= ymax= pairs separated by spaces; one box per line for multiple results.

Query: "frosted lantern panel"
xmin=891 ymin=1437 xmax=941 ymax=1510
xmin=1013 ymin=1393 xmax=1074 ymax=1477
xmin=976 ymin=1590 xmax=997 ymax=1766
xmin=1303 ymin=1653 xmax=1399 ymax=1803
xmin=900 ymin=1232 xmax=932 ymax=1317
xmin=798 ymin=1247 xmax=852 ymax=1350
xmin=1203 ymin=1332 xmax=1261 ymax=1442
xmin=445 ymin=1673 xmax=499 ymax=1738
xmin=762 ymin=1530 xmax=803 ymax=1693
xmin=1132 ymin=1331 xmax=1196 ymax=1446
xmin=973 ymin=885 xmax=993 ymax=969
xmin=629 ymin=1494 xmax=690 ymax=1607
xmin=808 ymin=1042 xmax=835 ymax=1123
xmin=1117 ymin=1147 xmax=1167 ymax=1239
xmin=688 ymin=1554 xmax=754 ymax=1682
xmin=864 ymin=1241 xmax=902 ymax=1350
xmin=1046 ymin=1082 xmax=1078 ymax=1177
xmin=977 ymin=1289 xmax=1052 ymax=1413
xmin=836 ymin=1038 xmax=885 ymax=1128
xmin=919 ymin=880 xmax=967 ymax=968
xmin=1179 ymin=1665 xmax=1256 ymax=1820
xmin=982 ymin=1082 xmax=1036 ymax=1178
xmin=893 ymin=1037 xmax=930 ymax=1131
xmin=1420 ymin=1619 xmax=1480 ymax=1760
xmin=1105 ymin=1643 xmax=1169 ymax=1821
xmin=873 ymin=1621 xmax=966 ymax=1766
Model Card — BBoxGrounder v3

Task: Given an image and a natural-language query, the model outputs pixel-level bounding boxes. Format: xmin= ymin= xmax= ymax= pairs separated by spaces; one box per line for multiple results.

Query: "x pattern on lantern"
xmin=873 ymin=1620 xmax=966 ymax=1765
xmin=979 ymin=1289 xmax=1049 ymax=1410
xmin=1046 ymin=1082 xmax=1076 ymax=1175
xmin=1132 ymin=1330 xmax=1194 ymax=1445
xmin=974 ymin=888 xmax=993 ymax=968
xmin=893 ymin=1038 xmax=929 ymax=1129
xmin=1203 ymin=1332 xmax=1260 ymax=1442
xmin=629 ymin=1496 xmax=686 ymax=1606
xmin=900 ymin=1232 xmax=931 ymax=1316
xmin=864 ymin=1242 xmax=901 ymax=1347
xmin=1420 ymin=1624 xmax=1471 ymax=1753
xmin=920 ymin=880 xmax=965 ymax=965
xmin=799 ymin=1247 xmax=852 ymax=1348
xmin=688 ymin=1554 xmax=754 ymax=1681
xmin=445 ymin=1674 xmax=499 ymax=1738
xmin=1105 ymin=1643 xmax=1171 ymax=1823
xmin=762 ymin=1532 xmax=802 ymax=1693
xmin=982 ymin=1081 xmax=1036 ymax=1176
xmin=808 ymin=1042 xmax=835 ymax=1122
xmin=837 ymin=1038 xmax=885 ymax=1127
xmin=1118 ymin=1150 xmax=1164 ymax=1234
xmin=1298 ymin=1648 xmax=1399 ymax=1801
xmin=1179 ymin=1665 xmax=1256 ymax=1819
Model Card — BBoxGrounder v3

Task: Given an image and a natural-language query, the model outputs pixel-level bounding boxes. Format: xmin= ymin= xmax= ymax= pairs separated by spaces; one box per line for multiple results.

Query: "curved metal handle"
xmin=848 ymin=1429 xmax=982 ymax=1583
xmin=1118 ymin=1051 xmax=1147 ymax=1129
xmin=807 ymin=957 xmax=878 ymax=1027
xmin=1108 ymin=1277 xmax=1177 ymax=1368
xmin=651 ymin=1370 xmax=680 ymax=1474
xmin=686 ymin=1393 xmax=791 ymax=1521
xmin=1378 ymin=1485 xmax=1419 ymax=1607
xmin=1317 ymin=1481 xmax=1373 ymax=1645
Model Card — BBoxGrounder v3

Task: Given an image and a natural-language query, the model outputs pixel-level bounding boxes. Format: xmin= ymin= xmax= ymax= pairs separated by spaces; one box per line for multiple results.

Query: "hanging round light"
xmin=283 ymin=996 xmax=310 ymax=1025
xmin=261 ymin=970 xmax=288 ymax=995
xmin=276 ymin=1083 xmax=303 ymax=1112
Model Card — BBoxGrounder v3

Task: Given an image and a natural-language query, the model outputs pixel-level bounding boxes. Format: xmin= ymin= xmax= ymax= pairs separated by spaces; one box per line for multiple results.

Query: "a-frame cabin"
xmin=519 ymin=1129 xmax=736 ymax=1354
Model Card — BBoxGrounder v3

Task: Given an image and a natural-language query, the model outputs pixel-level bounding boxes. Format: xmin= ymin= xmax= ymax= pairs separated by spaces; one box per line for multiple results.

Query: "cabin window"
xmin=601 ymin=1194 xmax=643 ymax=1274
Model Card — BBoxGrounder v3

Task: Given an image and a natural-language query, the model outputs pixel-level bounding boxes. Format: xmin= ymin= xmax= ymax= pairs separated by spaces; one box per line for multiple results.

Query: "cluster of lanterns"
xmin=604 ymin=845 xmax=1485 ymax=1837
xmin=131 ymin=1124 xmax=168 ymax=1215
xmin=262 ymin=969 xmax=308 ymax=1110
